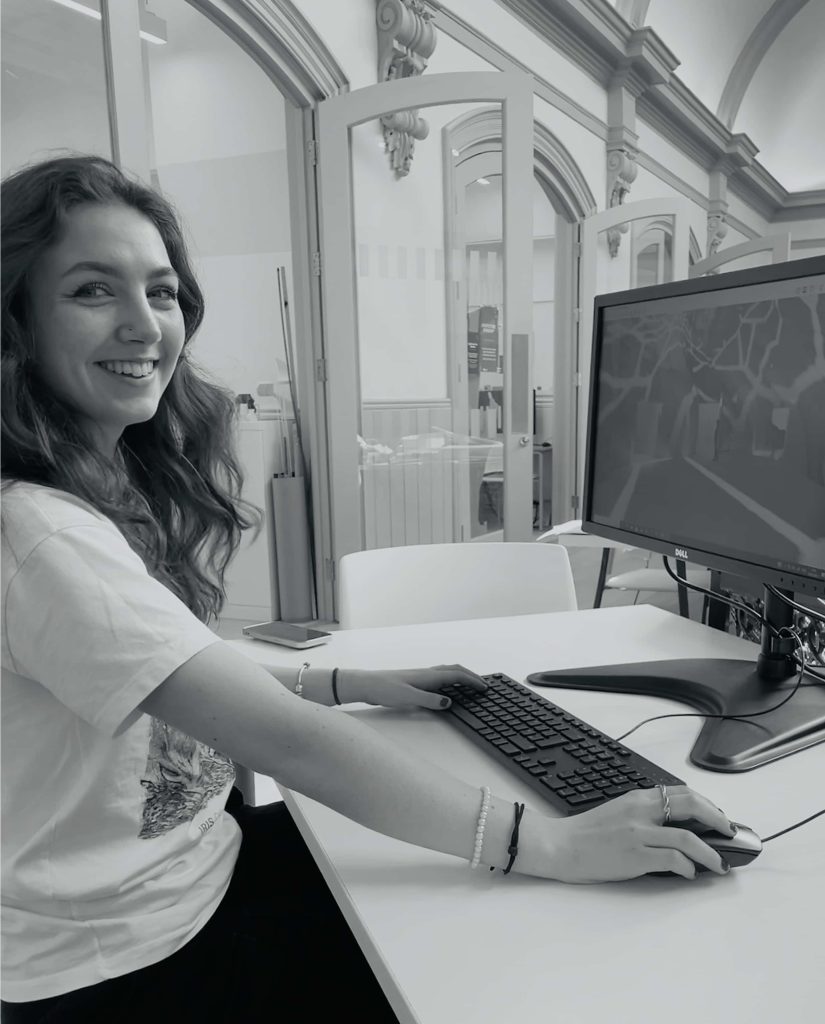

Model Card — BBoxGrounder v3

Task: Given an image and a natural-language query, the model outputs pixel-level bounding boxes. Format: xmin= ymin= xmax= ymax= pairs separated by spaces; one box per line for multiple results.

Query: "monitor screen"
xmin=582 ymin=256 xmax=825 ymax=597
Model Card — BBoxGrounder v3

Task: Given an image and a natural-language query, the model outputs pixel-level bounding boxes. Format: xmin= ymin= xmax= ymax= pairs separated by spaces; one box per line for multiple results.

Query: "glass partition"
xmin=351 ymin=103 xmax=509 ymax=548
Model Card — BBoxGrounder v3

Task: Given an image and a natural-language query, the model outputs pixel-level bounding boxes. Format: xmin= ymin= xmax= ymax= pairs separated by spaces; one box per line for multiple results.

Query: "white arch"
xmin=187 ymin=0 xmax=348 ymax=104
xmin=442 ymin=107 xmax=596 ymax=221
xmin=717 ymin=0 xmax=809 ymax=129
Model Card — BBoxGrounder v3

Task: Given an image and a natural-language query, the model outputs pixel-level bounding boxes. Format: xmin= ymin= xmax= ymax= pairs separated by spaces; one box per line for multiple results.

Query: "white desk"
xmin=229 ymin=606 xmax=824 ymax=1024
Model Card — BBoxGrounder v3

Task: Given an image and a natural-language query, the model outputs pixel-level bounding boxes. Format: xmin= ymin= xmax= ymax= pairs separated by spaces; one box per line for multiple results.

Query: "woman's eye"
xmin=150 ymin=285 xmax=179 ymax=303
xmin=72 ymin=281 xmax=110 ymax=299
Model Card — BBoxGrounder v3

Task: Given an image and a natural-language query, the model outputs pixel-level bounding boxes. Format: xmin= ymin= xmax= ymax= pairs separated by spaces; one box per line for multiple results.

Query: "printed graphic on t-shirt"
xmin=139 ymin=718 xmax=235 ymax=839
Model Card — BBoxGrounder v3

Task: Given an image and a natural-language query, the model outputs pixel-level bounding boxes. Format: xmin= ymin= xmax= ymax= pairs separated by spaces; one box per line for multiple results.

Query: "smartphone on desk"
xmin=242 ymin=621 xmax=332 ymax=649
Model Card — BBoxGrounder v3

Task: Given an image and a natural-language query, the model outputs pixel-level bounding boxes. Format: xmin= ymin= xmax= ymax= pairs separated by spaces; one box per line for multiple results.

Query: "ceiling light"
xmin=46 ymin=0 xmax=167 ymax=45
xmin=476 ymin=177 xmax=491 ymax=185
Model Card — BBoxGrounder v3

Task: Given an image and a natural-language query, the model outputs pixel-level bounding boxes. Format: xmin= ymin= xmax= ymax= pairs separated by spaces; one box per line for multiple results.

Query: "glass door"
xmin=315 ymin=72 xmax=534 ymax=580
xmin=567 ymin=197 xmax=693 ymax=516
xmin=451 ymin=149 xmax=507 ymax=540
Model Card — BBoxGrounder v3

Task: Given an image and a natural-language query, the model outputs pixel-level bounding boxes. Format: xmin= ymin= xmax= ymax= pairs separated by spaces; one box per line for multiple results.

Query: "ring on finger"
xmin=658 ymin=783 xmax=672 ymax=825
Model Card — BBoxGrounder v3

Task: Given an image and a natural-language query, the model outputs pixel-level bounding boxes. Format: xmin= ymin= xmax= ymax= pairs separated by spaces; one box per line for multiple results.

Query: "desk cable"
xmin=661 ymin=557 xmax=825 ymax=683
xmin=611 ymin=577 xmax=825 ymax=844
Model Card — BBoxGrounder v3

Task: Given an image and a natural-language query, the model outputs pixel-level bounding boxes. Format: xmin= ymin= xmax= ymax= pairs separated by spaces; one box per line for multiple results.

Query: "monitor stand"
xmin=527 ymin=588 xmax=825 ymax=772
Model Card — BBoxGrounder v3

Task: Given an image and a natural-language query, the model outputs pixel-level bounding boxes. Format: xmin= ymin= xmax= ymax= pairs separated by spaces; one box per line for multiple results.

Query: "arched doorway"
xmin=443 ymin=110 xmax=596 ymax=532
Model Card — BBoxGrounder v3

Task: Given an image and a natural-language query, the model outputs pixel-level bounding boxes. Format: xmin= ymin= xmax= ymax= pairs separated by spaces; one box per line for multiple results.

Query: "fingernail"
xmin=440 ymin=696 xmax=451 ymax=708
xmin=720 ymin=858 xmax=730 ymax=873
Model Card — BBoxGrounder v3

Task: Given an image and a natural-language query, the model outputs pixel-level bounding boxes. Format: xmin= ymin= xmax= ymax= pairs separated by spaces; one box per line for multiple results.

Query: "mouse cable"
xmin=615 ymin=631 xmax=807 ymax=744
xmin=661 ymin=558 xmax=825 ymax=685
xmin=762 ymin=808 xmax=825 ymax=843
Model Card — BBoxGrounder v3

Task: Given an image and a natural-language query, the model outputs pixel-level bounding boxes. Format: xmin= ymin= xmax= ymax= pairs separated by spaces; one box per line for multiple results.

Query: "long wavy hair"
xmin=1 ymin=154 xmax=260 ymax=622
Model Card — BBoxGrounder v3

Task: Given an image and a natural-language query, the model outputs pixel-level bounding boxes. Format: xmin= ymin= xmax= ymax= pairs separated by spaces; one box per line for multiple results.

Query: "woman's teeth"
xmin=98 ymin=360 xmax=157 ymax=378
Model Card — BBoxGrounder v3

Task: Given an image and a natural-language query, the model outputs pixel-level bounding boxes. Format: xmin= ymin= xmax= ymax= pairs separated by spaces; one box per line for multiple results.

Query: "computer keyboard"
xmin=441 ymin=673 xmax=683 ymax=814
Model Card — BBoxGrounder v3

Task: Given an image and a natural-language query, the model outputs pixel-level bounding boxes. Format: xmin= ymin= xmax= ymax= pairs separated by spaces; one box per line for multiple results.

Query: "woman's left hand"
xmin=340 ymin=664 xmax=487 ymax=710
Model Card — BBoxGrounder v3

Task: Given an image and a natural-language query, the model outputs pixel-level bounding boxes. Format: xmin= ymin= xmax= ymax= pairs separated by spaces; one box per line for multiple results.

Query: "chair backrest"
xmin=337 ymin=542 xmax=577 ymax=628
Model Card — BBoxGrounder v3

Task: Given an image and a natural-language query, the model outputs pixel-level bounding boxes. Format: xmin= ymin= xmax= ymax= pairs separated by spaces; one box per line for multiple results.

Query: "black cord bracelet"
xmin=502 ymin=801 xmax=525 ymax=875
xmin=331 ymin=667 xmax=341 ymax=706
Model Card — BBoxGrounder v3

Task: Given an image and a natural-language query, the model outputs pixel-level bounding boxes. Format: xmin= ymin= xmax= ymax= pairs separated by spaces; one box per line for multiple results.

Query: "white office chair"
xmin=337 ymin=542 xmax=577 ymax=628
xmin=538 ymin=520 xmax=709 ymax=616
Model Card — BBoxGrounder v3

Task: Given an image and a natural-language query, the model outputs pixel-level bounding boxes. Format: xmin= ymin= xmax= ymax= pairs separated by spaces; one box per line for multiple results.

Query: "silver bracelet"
xmin=295 ymin=662 xmax=310 ymax=698
xmin=470 ymin=786 xmax=492 ymax=869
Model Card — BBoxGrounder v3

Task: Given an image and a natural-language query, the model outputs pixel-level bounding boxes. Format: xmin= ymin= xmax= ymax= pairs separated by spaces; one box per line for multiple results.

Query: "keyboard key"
xmin=568 ymin=792 xmax=602 ymax=806
xmin=535 ymin=735 xmax=566 ymax=749
xmin=510 ymin=736 xmax=537 ymax=753
xmin=604 ymin=783 xmax=636 ymax=797
xmin=560 ymin=727 xmax=585 ymax=741
xmin=547 ymin=778 xmax=568 ymax=791
xmin=499 ymin=743 xmax=520 ymax=757
xmin=450 ymin=706 xmax=485 ymax=730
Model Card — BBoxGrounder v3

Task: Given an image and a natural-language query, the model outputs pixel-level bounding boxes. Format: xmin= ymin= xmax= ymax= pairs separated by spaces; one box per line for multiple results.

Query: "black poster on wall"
xmin=468 ymin=305 xmax=499 ymax=374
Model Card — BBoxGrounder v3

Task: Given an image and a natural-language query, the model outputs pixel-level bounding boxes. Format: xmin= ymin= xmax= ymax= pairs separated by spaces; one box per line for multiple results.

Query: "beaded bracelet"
xmin=294 ymin=662 xmax=310 ymax=698
xmin=470 ymin=786 xmax=492 ymax=868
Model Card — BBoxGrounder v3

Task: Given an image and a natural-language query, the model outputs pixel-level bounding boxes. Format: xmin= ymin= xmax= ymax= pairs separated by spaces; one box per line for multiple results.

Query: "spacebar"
xmin=449 ymin=706 xmax=485 ymax=731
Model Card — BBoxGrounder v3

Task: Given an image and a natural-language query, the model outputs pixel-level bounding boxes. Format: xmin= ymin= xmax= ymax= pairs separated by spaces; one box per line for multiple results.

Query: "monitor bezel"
xmin=580 ymin=254 xmax=825 ymax=598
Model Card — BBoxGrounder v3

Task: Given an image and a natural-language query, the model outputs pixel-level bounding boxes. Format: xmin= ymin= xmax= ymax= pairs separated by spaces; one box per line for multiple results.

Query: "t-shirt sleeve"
xmin=4 ymin=523 xmax=223 ymax=737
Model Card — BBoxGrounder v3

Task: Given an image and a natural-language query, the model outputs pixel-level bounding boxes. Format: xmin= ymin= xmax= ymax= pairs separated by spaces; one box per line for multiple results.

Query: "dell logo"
xmin=675 ymin=547 xmax=689 ymax=559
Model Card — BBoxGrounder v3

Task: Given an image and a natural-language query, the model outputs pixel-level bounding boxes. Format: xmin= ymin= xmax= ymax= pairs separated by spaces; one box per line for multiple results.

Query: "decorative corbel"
xmin=603 ymin=30 xmax=676 ymax=257
xmin=376 ymin=0 xmax=437 ymax=177
xmin=606 ymin=126 xmax=638 ymax=257
xmin=704 ymin=135 xmax=755 ymax=260
xmin=707 ymin=204 xmax=729 ymax=257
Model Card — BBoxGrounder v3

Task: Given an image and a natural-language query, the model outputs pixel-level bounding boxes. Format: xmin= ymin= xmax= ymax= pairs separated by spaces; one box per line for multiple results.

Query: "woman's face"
xmin=27 ymin=202 xmax=186 ymax=456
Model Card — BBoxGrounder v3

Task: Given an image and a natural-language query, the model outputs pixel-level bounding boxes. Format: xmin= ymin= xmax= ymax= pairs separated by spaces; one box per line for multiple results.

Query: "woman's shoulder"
xmin=1 ymin=481 xmax=117 ymax=554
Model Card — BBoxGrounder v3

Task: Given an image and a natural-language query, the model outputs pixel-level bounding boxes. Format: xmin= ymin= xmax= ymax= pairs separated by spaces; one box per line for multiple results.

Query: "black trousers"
xmin=1 ymin=791 xmax=399 ymax=1023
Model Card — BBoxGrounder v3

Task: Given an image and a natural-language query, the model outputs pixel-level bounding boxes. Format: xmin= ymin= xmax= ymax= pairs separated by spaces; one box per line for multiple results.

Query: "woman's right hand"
xmin=529 ymin=785 xmax=737 ymax=882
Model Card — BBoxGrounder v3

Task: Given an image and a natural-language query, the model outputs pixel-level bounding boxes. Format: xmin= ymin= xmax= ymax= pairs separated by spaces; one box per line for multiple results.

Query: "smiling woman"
xmin=0 ymin=155 xmax=258 ymax=621
xmin=0 ymin=154 xmax=738 ymax=1024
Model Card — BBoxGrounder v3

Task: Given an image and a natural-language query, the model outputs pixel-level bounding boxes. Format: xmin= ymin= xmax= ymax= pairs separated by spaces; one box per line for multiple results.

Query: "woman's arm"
xmin=259 ymin=661 xmax=487 ymax=710
xmin=141 ymin=642 xmax=735 ymax=881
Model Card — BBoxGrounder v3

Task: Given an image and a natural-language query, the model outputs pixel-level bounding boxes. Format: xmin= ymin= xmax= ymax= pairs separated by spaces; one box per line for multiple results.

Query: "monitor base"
xmin=527 ymin=659 xmax=825 ymax=772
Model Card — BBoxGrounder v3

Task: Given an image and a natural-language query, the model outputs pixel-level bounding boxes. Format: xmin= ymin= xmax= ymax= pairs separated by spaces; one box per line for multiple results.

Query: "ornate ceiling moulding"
xmin=376 ymin=0 xmax=437 ymax=177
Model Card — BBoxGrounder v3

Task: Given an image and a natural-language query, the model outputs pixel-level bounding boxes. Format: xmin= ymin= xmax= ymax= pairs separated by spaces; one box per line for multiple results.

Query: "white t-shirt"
xmin=1 ymin=482 xmax=241 ymax=1002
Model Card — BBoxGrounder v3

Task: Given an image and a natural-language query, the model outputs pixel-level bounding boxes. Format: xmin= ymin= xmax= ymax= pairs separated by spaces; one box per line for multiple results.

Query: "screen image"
xmin=588 ymin=273 xmax=825 ymax=581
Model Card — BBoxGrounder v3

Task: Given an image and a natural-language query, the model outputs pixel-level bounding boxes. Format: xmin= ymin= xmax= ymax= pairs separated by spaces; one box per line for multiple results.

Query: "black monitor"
xmin=532 ymin=255 xmax=825 ymax=772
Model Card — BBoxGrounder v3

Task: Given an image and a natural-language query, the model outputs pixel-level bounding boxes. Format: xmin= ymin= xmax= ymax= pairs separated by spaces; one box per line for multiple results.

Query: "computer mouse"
xmin=650 ymin=820 xmax=762 ymax=876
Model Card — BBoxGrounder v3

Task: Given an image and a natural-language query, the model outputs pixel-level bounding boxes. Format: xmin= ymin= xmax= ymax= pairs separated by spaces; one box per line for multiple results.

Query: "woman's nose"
xmin=116 ymin=299 xmax=163 ymax=345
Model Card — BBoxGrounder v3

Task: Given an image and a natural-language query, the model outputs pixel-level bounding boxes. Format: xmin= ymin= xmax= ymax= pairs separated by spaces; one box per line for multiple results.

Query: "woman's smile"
xmin=95 ymin=359 xmax=160 ymax=380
